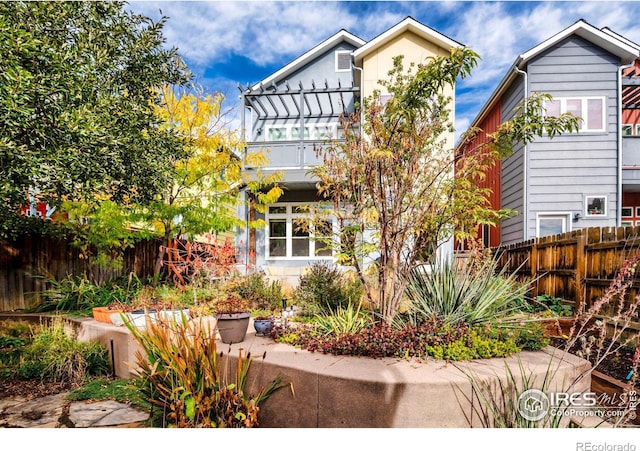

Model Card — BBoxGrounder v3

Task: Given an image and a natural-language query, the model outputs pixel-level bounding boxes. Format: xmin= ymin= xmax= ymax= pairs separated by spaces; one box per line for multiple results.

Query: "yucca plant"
xmin=403 ymin=256 xmax=530 ymax=327
xmin=126 ymin=314 xmax=285 ymax=428
xmin=313 ymin=301 xmax=371 ymax=336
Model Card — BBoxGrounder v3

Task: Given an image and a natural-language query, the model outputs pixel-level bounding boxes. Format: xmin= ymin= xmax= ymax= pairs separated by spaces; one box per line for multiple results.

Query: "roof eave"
xmin=353 ymin=17 xmax=463 ymax=65
xmin=247 ymin=30 xmax=365 ymax=92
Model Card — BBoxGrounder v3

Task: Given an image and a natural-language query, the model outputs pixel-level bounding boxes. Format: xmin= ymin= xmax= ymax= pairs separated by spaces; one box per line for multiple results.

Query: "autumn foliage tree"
xmin=311 ymin=48 xmax=580 ymax=325
xmin=142 ymin=85 xmax=282 ymax=274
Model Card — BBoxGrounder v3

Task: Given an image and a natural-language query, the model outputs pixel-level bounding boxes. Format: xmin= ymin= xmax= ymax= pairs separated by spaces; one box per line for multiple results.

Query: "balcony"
xmin=622 ymin=136 xmax=640 ymax=184
xmin=245 ymin=140 xmax=338 ymax=184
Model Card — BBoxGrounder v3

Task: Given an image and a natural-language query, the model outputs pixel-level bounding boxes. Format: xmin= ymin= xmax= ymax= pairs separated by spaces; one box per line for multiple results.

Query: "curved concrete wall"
xmin=1 ymin=314 xmax=591 ymax=428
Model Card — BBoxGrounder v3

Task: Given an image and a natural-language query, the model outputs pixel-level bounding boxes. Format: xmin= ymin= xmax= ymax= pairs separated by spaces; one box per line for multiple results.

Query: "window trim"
xmin=536 ymin=212 xmax=571 ymax=238
xmin=264 ymin=123 xmax=340 ymax=142
xmin=335 ymin=50 xmax=352 ymax=72
xmin=623 ymin=124 xmax=634 ymax=136
xmin=266 ymin=202 xmax=336 ymax=260
xmin=585 ymin=195 xmax=607 ymax=218
xmin=544 ymin=96 xmax=606 ymax=133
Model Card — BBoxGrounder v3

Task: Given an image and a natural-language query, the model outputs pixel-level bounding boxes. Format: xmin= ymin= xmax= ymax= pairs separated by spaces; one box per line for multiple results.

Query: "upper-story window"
xmin=267 ymin=126 xmax=288 ymax=141
xmin=335 ymin=51 xmax=352 ymax=72
xmin=291 ymin=126 xmax=311 ymax=140
xmin=622 ymin=124 xmax=640 ymax=136
xmin=265 ymin=124 xmax=341 ymax=141
xmin=544 ymin=97 xmax=606 ymax=132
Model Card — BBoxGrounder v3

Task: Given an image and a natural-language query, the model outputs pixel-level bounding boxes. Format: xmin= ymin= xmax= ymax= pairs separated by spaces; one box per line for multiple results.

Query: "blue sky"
xmin=128 ymin=1 xmax=640 ymax=137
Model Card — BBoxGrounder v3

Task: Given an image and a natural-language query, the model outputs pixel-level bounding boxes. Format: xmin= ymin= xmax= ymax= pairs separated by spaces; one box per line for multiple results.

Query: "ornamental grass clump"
xmin=126 ymin=314 xmax=285 ymax=428
xmin=403 ymin=255 xmax=529 ymax=327
xmin=17 ymin=316 xmax=109 ymax=385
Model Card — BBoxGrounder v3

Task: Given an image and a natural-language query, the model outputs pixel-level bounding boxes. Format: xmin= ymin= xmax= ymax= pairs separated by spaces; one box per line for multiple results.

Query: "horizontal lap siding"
xmin=501 ymin=78 xmax=525 ymax=244
xmin=526 ymin=36 xmax=620 ymax=238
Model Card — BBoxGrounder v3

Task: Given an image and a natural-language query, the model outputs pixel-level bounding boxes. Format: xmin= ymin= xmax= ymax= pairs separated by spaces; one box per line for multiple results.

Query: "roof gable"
xmin=460 ymin=19 xmax=640 ymax=143
xmin=518 ymin=19 xmax=639 ymax=67
xmin=249 ymin=30 xmax=365 ymax=91
xmin=353 ymin=16 xmax=463 ymax=65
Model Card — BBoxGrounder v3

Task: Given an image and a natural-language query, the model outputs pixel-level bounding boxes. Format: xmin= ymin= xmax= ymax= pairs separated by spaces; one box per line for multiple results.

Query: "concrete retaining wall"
xmin=0 ymin=314 xmax=592 ymax=428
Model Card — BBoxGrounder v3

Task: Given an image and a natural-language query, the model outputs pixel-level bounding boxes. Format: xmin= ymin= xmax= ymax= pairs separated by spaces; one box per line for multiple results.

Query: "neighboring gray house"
xmin=459 ymin=20 xmax=640 ymax=247
xmin=235 ymin=18 xmax=463 ymax=285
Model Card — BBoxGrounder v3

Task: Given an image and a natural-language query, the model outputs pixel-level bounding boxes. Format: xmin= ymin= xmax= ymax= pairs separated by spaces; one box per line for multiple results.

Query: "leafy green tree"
xmin=0 ymin=1 xmax=190 ymax=237
xmin=311 ymin=48 xmax=580 ymax=325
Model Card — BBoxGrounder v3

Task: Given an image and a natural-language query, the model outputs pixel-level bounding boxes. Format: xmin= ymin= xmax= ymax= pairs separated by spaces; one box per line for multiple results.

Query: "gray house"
xmin=236 ymin=18 xmax=463 ymax=285
xmin=459 ymin=20 xmax=640 ymax=247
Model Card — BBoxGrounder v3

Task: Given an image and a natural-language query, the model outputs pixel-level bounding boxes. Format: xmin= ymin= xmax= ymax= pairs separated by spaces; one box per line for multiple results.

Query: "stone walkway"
xmin=0 ymin=393 xmax=149 ymax=428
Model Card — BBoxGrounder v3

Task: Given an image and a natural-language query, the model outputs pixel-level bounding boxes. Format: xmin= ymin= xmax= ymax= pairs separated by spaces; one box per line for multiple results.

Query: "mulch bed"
xmin=0 ymin=378 xmax=74 ymax=400
xmin=549 ymin=336 xmax=639 ymax=389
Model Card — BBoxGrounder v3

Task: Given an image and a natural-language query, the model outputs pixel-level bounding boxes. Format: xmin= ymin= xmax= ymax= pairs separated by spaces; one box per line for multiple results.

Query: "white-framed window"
xmin=335 ymin=50 xmax=352 ymax=72
xmin=544 ymin=97 xmax=606 ymax=132
xmin=623 ymin=124 xmax=633 ymax=136
xmin=266 ymin=203 xmax=336 ymax=259
xmin=636 ymin=125 xmax=640 ymax=136
xmin=264 ymin=123 xmax=341 ymax=142
xmin=378 ymin=93 xmax=394 ymax=106
xmin=313 ymin=124 xmax=336 ymax=141
xmin=266 ymin=126 xmax=288 ymax=141
xmin=536 ymin=213 xmax=570 ymax=238
xmin=585 ymin=195 xmax=607 ymax=217
xmin=622 ymin=220 xmax=634 ymax=227
xmin=622 ymin=207 xmax=633 ymax=218
xmin=291 ymin=126 xmax=310 ymax=140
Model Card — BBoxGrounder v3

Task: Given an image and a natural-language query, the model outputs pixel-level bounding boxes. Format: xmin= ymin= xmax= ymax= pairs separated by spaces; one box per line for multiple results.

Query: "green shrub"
xmin=228 ymin=272 xmax=283 ymax=311
xmin=17 ymin=317 xmax=109 ymax=383
xmin=404 ymin=256 xmax=530 ymax=327
xmin=425 ymin=328 xmax=520 ymax=361
xmin=34 ymin=272 xmax=144 ymax=314
xmin=535 ymin=294 xmax=573 ymax=317
xmin=513 ymin=322 xmax=550 ymax=351
xmin=294 ymin=263 xmax=363 ymax=313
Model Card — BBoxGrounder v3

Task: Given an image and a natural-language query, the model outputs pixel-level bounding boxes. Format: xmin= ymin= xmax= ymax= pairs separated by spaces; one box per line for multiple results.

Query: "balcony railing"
xmin=623 ymin=136 xmax=640 ymax=167
xmin=245 ymin=140 xmax=338 ymax=170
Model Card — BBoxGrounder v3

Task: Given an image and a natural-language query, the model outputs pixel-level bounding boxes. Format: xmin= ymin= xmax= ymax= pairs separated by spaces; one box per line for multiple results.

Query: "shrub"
xmin=228 ymin=272 xmax=283 ymax=311
xmin=17 ymin=317 xmax=109 ymax=384
xmin=294 ymin=263 xmax=363 ymax=313
xmin=34 ymin=272 xmax=144 ymax=314
xmin=126 ymin=315 xmax=285 ymax=428
xmin=404 ymin=256 xmax=530 ymax=327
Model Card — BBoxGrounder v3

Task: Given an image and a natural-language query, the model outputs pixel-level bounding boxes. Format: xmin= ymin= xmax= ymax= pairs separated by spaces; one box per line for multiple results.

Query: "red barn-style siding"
xmin=456 ymin=102 xmax=502 ymax=249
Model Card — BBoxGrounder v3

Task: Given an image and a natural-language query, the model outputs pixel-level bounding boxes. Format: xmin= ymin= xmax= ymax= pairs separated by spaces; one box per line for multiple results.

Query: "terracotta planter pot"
xmin=215 ymin=312 xmax=251 ymax=344
xmin=92 ymin=307 xmax=124 ymax=324
xmin=542 ymin=317 xmax=576 ymax=337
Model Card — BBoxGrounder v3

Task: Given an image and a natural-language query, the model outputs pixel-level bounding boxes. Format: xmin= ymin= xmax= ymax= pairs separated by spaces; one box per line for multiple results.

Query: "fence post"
xmin=530 ymin=239 xmax=538 ymax=300
xmin=574 ymin=230 xmax=586 ymax=314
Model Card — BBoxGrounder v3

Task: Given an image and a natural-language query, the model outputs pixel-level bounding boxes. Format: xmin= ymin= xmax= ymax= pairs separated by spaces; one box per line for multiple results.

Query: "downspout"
xmin=513 ymin=65 xmax=528 ymax=240
xmin=241 ymin=90 xmax=253 ymax=272
xmin=618 ymin=61 xmax=634 ymax=227
xmin=351 ymin=59 xmax=364 ymax=125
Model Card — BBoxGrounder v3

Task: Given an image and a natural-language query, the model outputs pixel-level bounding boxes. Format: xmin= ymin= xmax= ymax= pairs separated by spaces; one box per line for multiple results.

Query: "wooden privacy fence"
xmin=494 ymin=226 xmax=640 ymax=325
xmin=0 ymin=235 xmax=160 ymax=312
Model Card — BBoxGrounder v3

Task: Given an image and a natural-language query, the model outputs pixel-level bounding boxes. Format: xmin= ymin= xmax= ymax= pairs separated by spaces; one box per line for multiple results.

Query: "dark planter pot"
xmin=253 ymin=318 xmax=274 ymax=336
xmin=215 ymin=312 xmax=251 ymax=344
